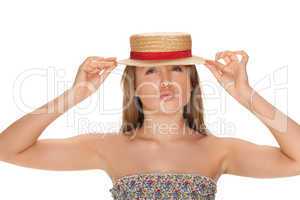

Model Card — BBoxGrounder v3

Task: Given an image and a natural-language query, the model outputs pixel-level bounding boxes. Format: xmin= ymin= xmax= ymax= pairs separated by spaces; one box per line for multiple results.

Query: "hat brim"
xmin=117 ymin=55 xmax=205 ymax=67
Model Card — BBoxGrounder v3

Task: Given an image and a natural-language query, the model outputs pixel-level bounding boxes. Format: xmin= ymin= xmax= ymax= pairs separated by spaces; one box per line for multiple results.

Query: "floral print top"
xmin=109 ymin=172 xmax=217 ymax=200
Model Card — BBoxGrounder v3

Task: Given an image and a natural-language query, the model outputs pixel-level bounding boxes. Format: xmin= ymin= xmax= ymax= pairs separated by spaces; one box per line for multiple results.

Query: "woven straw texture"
xmin=117 ymin=32 xmax=205 ymax=67
xmin=130 ymin=32 xmax=191 ymax=52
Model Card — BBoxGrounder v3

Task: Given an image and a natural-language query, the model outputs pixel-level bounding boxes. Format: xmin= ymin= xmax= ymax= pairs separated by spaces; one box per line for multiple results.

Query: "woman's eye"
xmin=145 ymin=68 xmax=156 ymax=74
xmin=173 ymin=65 xmax=182 ymax=72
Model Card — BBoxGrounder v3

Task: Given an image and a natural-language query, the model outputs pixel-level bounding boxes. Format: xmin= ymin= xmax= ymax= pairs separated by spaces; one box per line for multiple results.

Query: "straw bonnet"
xmin=117 ymin=32 xmax=205 ymax=67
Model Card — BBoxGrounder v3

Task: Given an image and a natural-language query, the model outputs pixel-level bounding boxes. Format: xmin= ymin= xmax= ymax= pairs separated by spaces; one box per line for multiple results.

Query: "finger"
xmin=223 ymin=56 xmax=231 ymax=64
xmin=91 ymin=61 xmax=116 ymax=68
xmin=230 ymin=54 xmax=239 ymax=62
xmin=215 ymin=57 xmax=230 ymax=65
xmin=87 ymin=56 xmax=105 ymax=62
xmin=89 ymin=68 xmax=101 ymax=74
xmin=204 ymin=60 xmax=224 ymax=77
xmin=108 ymin=57 xmax=118 ymax=64
xmin=106 ymin=59 xmax=118 ymax=67
xmin=86 ymin=64 xmax=103 ymax=72
xmin=216 ymin=51 xmax=239 ymax=63
xmin=215 ymin=51 xmax=225 ymax=61
xmin=204 ymin=60 xmax=223 ymax=81
xmin=104 ymin=57 xmax=117 ymax=61
xmin=224 ymin=51 xmax=239 ymax=62
xmin=98 ymin=66 xmax=115 ymax=83
xmin=235 ymin=50 xmax=249 ymax=65
xmin=98 ymin=58 xmax=116 ymax=62
xmin=83 ymin=66 xmax=97 ymax=73
xmin=98 ymin=69 xmax=105 ymax=75
xmin=97 ymin=61 xmax=116 ymax=66
xmin=88 ymin=58 xmax=104 ymax=66
xmin=99 ymin=61 xmax=117 ymax=68
xmin=210 ymin=60 xmax=226 ymax=72
xmin=86 ymin=56 xmax=107 ymax=66
xmin=215 ymin=52 xmax=230 ymax=65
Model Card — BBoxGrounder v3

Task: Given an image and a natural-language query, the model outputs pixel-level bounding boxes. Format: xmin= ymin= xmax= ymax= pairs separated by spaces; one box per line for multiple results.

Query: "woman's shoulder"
xmin=88 ymin=131 xmax=134 ymax=152
xmin=196 ymin=129 xmax=231 ymax=151
xmin=88 ymin=131 xmax=127 ymax=144
xmin=202 ymin=130 xmax=236 ymax=159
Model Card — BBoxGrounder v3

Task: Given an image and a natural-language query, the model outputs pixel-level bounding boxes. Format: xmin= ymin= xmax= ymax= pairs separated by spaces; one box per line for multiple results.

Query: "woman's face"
xmin=135 ymin=65 xmax=192 ymax=114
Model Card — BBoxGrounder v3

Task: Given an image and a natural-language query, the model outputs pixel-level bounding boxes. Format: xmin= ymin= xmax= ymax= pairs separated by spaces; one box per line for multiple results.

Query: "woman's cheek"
xmin=135 ymin=84 xmax=158 ymax=108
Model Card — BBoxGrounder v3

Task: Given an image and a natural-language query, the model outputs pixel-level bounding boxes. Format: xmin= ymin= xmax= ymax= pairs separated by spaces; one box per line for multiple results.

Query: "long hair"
xmin=119 ymin=65 xmax=208 ymax=139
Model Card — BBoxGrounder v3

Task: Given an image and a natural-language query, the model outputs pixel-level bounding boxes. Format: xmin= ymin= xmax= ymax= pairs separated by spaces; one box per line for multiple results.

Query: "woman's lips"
xmin=160 ymin=92 xmax=174 ymax=100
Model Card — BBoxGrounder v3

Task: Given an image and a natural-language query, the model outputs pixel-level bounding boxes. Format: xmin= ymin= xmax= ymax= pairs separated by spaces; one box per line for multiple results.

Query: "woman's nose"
xmin=160 ymin=80 xmax=172 ymax=88
xmin=159 ymin=70 xmax=171 ymax=81
xmin=157 ymin=67 xmax=172 ymax=88
xmin=160 ymin=76 xmax=173 ymax=88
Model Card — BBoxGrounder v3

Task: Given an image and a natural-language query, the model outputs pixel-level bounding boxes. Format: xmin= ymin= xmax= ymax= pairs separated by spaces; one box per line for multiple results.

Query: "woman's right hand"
xmin=72 ymin=56 xmax=117 ymax=99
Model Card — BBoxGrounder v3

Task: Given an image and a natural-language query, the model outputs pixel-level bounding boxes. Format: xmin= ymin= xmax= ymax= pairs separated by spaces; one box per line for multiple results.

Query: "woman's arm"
xmin=0 ymin=56 xmax=117 ymax=171
xmin=0 ymin=88 xmax=83 ymax=158
xmin=204 ymin=50 xmax=300 ymax=178
xmin=220 ymin=86 xmax=300 ymax=178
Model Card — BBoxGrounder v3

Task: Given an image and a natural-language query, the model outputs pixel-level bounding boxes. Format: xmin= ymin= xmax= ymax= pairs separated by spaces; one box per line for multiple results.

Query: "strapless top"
xmin=109 ymin=172 xmax=217 ymax=200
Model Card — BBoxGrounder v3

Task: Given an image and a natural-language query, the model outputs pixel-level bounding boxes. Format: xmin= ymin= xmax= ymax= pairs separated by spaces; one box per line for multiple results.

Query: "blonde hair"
xmin=119 ymin=65 xmax=208 ymax=138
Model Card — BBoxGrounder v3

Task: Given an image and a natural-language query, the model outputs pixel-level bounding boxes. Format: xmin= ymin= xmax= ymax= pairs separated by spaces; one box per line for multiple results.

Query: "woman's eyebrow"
xmin=142 ymin=65 xmax=181 ymax=72
xmin=144 ymin=66 xmax=155 ymax=71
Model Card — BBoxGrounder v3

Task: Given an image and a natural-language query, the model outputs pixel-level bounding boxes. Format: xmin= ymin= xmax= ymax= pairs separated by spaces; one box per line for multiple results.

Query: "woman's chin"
xmin=159 ymin=100 xmax=184 ymax=113
xmin=143 ymin=97 xmax=186 ymax=113
xmin=145 ymin=104 xmax=183 ymax=114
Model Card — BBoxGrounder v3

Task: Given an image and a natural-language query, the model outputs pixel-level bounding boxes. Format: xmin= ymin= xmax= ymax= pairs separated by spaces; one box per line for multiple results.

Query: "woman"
xmin=0 ymin=32 xmax=299 ymax=200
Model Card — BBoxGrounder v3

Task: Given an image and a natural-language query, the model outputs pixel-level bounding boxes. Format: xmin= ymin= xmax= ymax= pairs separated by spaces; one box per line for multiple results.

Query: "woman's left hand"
xmin=203 ymin=50 xmax=252 ymax=102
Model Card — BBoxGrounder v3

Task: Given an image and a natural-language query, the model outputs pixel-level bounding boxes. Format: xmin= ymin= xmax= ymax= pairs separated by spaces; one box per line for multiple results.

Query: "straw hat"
xmin=117 ymin=32 xmax=205 ymax=67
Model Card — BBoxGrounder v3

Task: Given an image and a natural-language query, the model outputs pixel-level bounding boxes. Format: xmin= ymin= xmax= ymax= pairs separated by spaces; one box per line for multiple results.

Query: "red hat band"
xmin=130 ymin=49 xmax=192 ymax=60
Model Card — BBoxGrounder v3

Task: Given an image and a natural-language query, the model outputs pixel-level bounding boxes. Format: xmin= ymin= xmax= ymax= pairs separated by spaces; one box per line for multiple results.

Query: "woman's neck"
xmin=135 ymin=112 xmax=194 ymax=142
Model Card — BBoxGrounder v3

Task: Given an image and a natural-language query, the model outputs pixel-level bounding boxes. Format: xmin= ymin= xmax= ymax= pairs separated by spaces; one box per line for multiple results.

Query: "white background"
xmin=0 ymin=0 xmax=299 ymax=199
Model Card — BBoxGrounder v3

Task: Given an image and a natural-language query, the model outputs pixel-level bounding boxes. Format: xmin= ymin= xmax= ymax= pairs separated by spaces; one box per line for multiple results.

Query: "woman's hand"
xmin=203 ymin=50 xmax=252 ymax=102
xmin=72 ymin=56 xmax=117 ymax=99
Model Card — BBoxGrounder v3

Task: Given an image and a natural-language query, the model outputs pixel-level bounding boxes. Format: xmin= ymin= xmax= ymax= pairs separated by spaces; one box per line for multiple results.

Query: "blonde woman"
xmin=0 ymin=32 xmax=299 ymax=200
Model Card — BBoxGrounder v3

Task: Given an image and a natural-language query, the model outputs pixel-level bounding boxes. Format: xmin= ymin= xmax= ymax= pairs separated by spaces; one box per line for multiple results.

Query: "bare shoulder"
xmin=0 ymin=132 xmax=127 ymax=172
xmin=204 ymin=131 xmax=240 ymax=156
xmin=88 ymin=131 xmax=127 ymax=149
xmin=90 ymin=131 xmax=131 ymax=156
xmin=192 ymin=129 xmax=230 ymax=159
xmin=94 ymin=131 xmax=130 ymax=144
xmin=195 ymin=129 xmax=222 ymax=145
xmin=203 ymin=129 xmax=230 ymax=146
xmin=90 ymin=131 xmax=132 ymax=176
xmin=202 ymin=132 xmax=262 ymax=174
xmin=200 ymin=130 xmax=234 ymax=173
xmin=207 ymin=133 xmax=250 ymax=150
